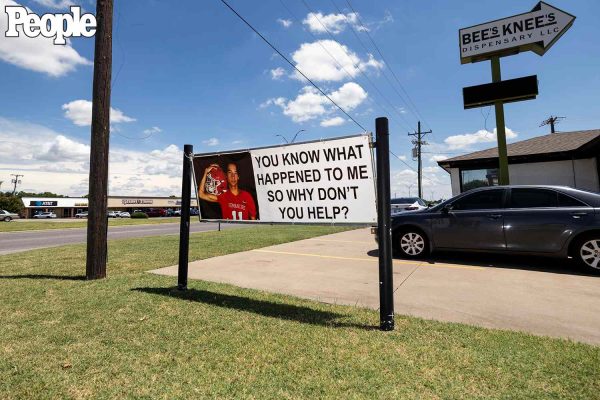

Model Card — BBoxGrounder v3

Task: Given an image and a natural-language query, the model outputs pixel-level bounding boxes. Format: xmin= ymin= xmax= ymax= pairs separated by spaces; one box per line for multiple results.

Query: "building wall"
xmin=449 ymin=157 xmax=599 ymax=195
xmin=449 ymin=168 xmax=461 ymax=196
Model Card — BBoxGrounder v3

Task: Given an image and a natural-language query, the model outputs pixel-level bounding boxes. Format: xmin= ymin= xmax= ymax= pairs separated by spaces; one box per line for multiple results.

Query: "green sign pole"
xmin=491 ymin=56 xmax=510 ymax=185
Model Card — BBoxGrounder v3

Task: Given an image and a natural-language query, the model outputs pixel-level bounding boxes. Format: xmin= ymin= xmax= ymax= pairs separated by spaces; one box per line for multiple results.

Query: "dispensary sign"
xmin=192 ymin=135 xmax=376 ymax=224
xmin=459 ymin=1 xmax=575 ymax=64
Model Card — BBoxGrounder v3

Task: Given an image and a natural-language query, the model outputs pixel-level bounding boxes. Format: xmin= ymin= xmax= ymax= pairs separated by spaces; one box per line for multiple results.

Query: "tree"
xmin=0 ymin=193 xmax=24 ymax=214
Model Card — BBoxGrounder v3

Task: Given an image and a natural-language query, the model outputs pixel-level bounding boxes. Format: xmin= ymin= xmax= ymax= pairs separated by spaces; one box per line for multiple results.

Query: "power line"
xmin=343 ymin=0 xmax=433 ymax=133
xmin=389 ymin=150 xmax=416 ymax=172
xmin=218 ymin=0 xmax=367 ymax=132
xmin=298 ymin=0 xmax=413 ymax=132
xmin=328 ymin=0 xmax=418 ymax=132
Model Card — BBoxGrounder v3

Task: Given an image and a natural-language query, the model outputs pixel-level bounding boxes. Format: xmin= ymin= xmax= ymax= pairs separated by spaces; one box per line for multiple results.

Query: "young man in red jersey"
xmin=199 ymin=162 xmax=257 ymax=220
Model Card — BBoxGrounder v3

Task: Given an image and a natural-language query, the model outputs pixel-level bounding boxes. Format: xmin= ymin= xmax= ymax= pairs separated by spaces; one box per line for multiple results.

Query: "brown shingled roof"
xmin=440 ymin=129 xmax=600 ymax=164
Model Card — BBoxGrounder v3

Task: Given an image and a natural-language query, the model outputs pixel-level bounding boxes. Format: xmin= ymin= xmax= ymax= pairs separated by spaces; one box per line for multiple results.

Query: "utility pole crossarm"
xmin=408 ymin=121 xmax=432 ymax=199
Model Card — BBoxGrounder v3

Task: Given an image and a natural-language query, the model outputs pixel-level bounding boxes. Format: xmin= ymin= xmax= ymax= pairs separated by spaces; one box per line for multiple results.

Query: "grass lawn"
xmin=0 ymin=217 xmax=183 ymax=233
xmin=1 ymin=225 xmax=599 ymax=399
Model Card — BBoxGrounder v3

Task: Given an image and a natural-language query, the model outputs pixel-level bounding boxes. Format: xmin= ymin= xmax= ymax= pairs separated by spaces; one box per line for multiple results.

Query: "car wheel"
xmin=4 ymin=216 xmax=12 ymax=222
xmin=395 ymin=229 xmax=429 ymax=259
xmin=576 ymin=235 xmax=600 ymax=272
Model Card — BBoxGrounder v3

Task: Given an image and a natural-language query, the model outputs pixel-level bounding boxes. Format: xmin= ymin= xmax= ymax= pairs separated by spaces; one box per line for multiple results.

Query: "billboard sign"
xmin=459 ymin=1 xmax=575 ymax=64
xmin=192 ymin=134 xmax=376 ymax=224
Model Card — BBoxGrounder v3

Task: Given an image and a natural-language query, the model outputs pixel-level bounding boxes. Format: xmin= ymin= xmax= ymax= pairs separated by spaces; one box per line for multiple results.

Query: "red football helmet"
xmin=205 ymin=165 xmax=227 ymax=195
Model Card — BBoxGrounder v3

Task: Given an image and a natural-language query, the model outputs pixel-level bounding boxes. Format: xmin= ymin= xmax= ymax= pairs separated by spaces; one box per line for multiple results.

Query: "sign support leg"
xmin=178 ymin=144 xmax=193 ymax=290
xmin=375 ymin=117 xmax=394 ymax=331
xmin=491 ymin=57 xmax=510 ymax=185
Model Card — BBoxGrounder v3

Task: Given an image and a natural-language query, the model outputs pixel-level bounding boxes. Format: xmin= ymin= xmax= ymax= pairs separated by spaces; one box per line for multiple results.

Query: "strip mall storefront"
xmin=21 ymin=196 xmax=198 ymax=218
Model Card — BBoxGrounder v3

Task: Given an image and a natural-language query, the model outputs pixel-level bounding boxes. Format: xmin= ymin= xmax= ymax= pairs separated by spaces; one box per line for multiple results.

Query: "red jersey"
xmin=217 ymin=190 xmax=257 ymax=220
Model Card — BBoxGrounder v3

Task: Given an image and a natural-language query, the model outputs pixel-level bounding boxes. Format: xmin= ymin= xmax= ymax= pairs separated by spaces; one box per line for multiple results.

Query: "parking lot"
xmin=152 ymin=227 xmax=600 ymax=345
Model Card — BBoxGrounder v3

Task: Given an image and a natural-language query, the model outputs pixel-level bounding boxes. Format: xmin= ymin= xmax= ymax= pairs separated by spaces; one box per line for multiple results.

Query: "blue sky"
xmin=0 ymin=0 xmax=598 ymax=198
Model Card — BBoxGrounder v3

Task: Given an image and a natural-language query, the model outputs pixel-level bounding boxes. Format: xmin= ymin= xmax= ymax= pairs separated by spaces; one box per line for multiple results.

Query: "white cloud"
xmin=277 ymin=18 xmax=292 ymax=28
xmin=259 ymin=97 xmax=286 ymax=109
xmin=320 ymin=116 xmax=345 ymax=127
xmin=270 ymin=67 xmax=286 ymax=80
xmin=37 ymin=135 xmax=90 ymax=162
xmin=263 ymin=82 xmax=368 ymax=123
xmin=143 ymin=126 xmax=162 ymax=135
xmin=444 ymin=127 xmax=517 ymax=150
xmin=0 ymin=0 xmax=91 ymax=77
xmin=329 ymin=82 xmax=367 ymax=110
xmin=0 ymin=116 xmax=186 ymax=196
xmin=429 ymin=155 xmax=448 ymax=163
xmin=202 ymin=137 xmax=219 ymax=147
xmin=291 ymin=40 xmax=383 ymax=82
xmin=62 ymin=100 xmax=136 ymax=126
xmin=303 ymin=12 xmax=361 ymax=34
xmin=31 ymin=0 xmax=76 ymax=8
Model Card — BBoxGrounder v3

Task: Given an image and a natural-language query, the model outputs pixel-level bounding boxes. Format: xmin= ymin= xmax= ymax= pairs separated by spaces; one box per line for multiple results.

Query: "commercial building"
xmin=21 ymin=196 xmax=198 ymax=218
xmin=437 ymin=129 xmax=600 ymax=195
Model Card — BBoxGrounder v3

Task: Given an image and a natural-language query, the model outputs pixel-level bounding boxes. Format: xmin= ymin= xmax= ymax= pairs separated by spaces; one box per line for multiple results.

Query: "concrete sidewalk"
xmin=151 ymin=228 xmax=600 ymax=345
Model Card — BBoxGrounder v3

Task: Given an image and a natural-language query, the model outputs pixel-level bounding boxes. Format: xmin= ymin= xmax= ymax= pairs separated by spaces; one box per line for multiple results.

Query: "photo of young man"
xmin=199 ymin=161 xmax=257 ymax=220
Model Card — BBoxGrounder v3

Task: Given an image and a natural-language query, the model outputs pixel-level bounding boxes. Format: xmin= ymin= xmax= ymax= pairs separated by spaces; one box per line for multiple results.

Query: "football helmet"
xmin=205 ymin=165 xmax=227 ymax=195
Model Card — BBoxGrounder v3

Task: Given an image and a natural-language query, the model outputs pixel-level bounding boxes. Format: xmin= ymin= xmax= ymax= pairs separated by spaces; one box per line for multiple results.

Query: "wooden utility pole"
xmin=10 ymin=174 xmax=24 ymax=195
xmin=86 ymin=0 xmax=113 ymax=280
xmin=408 ymin=121 xmax=431 ymax=198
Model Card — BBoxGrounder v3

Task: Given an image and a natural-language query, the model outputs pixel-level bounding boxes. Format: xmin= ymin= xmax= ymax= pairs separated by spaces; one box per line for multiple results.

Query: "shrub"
xmin=0 ymin=192 xmax=23 ymax=214
xmin=131 ymin=211 xmax=148 ymax=219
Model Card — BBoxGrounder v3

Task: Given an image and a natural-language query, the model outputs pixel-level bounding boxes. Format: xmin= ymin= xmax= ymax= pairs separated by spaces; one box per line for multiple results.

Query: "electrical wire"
xmin=343 ymin=0 xmax=434 ymax=133
xmin=298 ymin=0 xmax=413 ymax=133
xmin=389 ymin=150 xmax=417 ymax=172
xmin=218 ymin=0 xmax=368 ymax=132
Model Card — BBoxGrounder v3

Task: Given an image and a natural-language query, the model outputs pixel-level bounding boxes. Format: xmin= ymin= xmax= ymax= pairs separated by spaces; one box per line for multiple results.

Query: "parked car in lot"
xmin=390 ymin=197 xmax=428 ymax=213
xmin=107 ymin=211 xmax=119 ymax=218
xmin=0 ymin=209 xmax=19 ymax=221
xmin=33 ymin=211 xmax=57 ymax=219
xmin=383 ymin=186 xmax=600 ymax=272
xmin=144 ymin=208 xmax=167 ymax=218
xmin=75 ymin=211 xmax=88 ymax=218
xmin=117 ymin=211 xmax=130 ymax=218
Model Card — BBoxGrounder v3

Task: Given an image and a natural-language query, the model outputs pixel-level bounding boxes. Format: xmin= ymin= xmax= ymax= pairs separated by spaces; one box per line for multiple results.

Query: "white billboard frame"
xmin=190 ymin=133 xmax=377 ymax=226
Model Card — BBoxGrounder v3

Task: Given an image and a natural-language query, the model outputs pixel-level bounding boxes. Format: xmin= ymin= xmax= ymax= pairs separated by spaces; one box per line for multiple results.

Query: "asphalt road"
xmin=0 ymin=222 xmax=244 ymax=255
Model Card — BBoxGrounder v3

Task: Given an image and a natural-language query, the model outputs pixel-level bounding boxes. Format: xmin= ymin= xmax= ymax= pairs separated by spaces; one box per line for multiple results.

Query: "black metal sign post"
xmin=177 ymin=144 xmax=193 ymax=290
xmin=375 ymin=117 xmax=394 ymax=331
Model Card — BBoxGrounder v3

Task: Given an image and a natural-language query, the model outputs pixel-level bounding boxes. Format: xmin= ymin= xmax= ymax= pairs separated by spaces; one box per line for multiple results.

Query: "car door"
xmin=503 ymin=188 xmax=594 ymax=253
xmin=432 ymin=188 xmax=507 ymax=250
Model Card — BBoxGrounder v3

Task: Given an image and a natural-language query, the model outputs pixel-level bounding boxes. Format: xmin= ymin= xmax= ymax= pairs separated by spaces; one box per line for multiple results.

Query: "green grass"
xmin=1 ymin=225 xmax=599 ymax=399
xmin=0 ymin=217 xmax=182 ymax=232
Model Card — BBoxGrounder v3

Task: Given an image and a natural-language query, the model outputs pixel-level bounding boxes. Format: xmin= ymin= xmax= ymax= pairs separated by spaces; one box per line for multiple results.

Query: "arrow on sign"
xmin=459 ymin=1 xmax=575 ymax=64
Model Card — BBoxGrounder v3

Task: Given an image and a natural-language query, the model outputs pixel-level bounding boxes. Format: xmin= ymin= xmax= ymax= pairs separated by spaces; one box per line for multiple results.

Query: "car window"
xmin=451 ymin=189 xmax=504 ymax=211
xmin=510 ymin=188 xmax=558 ymax=208
xmin=558 ymin=192 xmax=588 ymax=207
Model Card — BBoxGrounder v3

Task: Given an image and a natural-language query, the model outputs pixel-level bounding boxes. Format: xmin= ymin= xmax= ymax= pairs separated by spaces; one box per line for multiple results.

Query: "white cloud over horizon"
xmin=444 ymin=127 xmax=517 ymax=150
xmin=0 ymin=117 xmax=183 ymax=196
xmin=62 ymin=100 xmax=136 ymax=126
xmin=0 ymin=0 xmax=91 ymax=77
